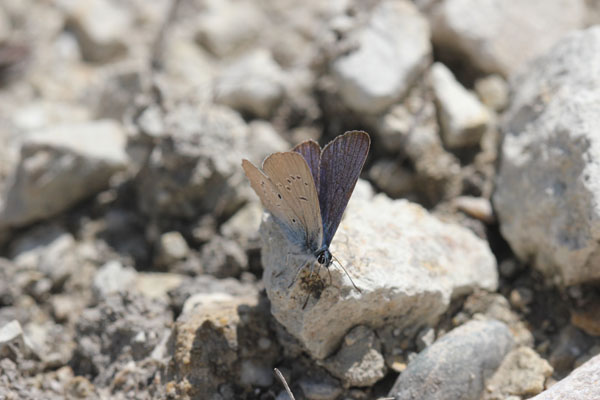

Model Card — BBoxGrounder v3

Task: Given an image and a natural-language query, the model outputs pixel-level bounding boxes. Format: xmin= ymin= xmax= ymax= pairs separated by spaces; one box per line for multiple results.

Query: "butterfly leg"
xmin=287 ymin=256 xmax=313 ymax=289
xmin=302 ymin=291 xmax=312 ymax=309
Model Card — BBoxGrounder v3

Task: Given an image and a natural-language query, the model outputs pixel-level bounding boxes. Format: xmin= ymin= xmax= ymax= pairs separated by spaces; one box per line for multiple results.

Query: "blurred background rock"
xmin=0 ymin=0 xmax=599 ymax=399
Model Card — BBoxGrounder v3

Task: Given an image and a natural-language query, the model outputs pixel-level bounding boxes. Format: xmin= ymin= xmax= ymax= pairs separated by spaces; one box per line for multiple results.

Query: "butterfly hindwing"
xmin=318 ymin=131 xmax=370 ymax=246
xmin=293 ymin=140 xmax=321 ymax=190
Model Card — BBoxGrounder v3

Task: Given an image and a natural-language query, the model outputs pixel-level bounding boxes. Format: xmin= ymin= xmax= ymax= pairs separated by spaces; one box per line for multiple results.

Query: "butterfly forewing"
xmin=242 ymin=160 xmax=299 ymax=239
xmin=293 ymin=140 xmax=321 ymax=190
xmin=257 ymin=152 xmax=323 ymax=252
xmin=318 ymin=131 xmax=370 ymax=246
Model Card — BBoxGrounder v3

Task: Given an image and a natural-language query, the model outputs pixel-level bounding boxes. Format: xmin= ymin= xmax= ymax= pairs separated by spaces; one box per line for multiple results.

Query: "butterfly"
xmin=242 ymin=130 xmax=370 ymax=291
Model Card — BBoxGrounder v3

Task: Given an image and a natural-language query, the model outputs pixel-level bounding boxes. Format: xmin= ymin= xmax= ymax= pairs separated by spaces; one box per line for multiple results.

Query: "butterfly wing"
xmin=293 ymin=140 xmax=321 ymax=190
xmin=242 ymin=152 xmax=323 ymax=252
xmin=318 ymin=131 xmax=370 ymax=246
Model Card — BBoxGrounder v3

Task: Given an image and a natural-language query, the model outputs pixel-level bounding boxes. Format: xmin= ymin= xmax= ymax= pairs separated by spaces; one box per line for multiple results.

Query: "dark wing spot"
xmin=299 ymin=196 xmax=308 ymax=201
xmin=296 ymin=175 xmax=301 ymax=180
xmin=277 ymin=193 xmax=282 ymax=199
xmin=286 ymin=178 xmax=292 ymax=184
xmin=285 ymin=186 xmax=291 ymax=191
xmin=292 ymin=218 xmax=296 ymax=223
xmin=304 ymin=182 xmax=308 ymax=186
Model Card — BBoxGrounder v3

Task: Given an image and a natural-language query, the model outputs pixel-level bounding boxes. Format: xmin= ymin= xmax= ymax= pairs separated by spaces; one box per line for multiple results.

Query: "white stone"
xmin=0 ymin=320 xmax=37 ymax=359
xmin=262 ymin=180 xmax=498 ymax=359
xmin=92 ymin=260 xmax=137 ymax=299
xmin=332 ymin=0 xmax=431 ymax=114
xmin=156 ymin=231 xmax=189 ymax=266
xmin=431 ymin=0 xmax=586 ymax=76
xmin=66 ymin=0 xmax=130 ymax=62
xmin=11 ymin=101 xmax=92 ymax=132
xmin=0 ymin=120 xmax=128 ymax=229
xmin=494 ymin=27 xmax=600 ymax=286
xmin=430 ymin=63 xmax=490 ymax=148
xmin=135 ymin=273 xmax=184 ymax=302
xmin=215 ymin=49 xmax=285 ymax=118
xmin=475 ymin=74 xmax=509 ymax=112
xmin=195 ymin=0 xmax=265 ymax=58
xmin=160 ymin=34 xmax=216 ymax=102
xmin=244 ymin=120 xmax=289 ymax=165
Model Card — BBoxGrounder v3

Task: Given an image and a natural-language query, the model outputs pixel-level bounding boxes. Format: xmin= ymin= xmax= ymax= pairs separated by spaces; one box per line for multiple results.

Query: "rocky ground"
xmin=0 ymin=0 xmax=600 ymax=399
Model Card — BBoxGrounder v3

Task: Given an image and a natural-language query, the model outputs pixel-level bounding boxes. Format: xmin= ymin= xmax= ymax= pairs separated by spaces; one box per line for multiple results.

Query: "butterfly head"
xmin=315 ymin=247 xmax=332 ymax=268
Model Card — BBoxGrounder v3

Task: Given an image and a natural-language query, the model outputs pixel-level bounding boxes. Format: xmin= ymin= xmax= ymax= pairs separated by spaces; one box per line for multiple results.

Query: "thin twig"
xmin=274 ymin=368 xmax=295 ymax=400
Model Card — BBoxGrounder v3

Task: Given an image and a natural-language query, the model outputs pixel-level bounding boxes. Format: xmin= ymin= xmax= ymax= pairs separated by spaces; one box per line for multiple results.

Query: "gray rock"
xmin=322 ymin=325 xmax=387 ymax=387
xmin=549 ymin=325 xmax=593 ymax=374
xmin=375 ymin=86 xmax=462 ymax=204
xmin=430 ymin=63 xmax=490 ymax=148
xmin=368 ymin=159 xmax=416 ymax=199
xmin=332 ymin=0 xmax=431 ymax=114
xmin=483 ymin=347 xmax=552 ymax=400
xmin=201 ymin=236 xmax=248 ymax=278
xmin=389 ymin=319 xmax=514 ymax=400
xmin=221 ymin=201 xmax=263 ymax=250
xmin=215 ymin=49 xmax=285 ymax=118
xmin=65 ymin=0 xmax=130 ymax=62
xmin=431 ymin=0 xmax=586 ymax=76
xmin=96 ymin=65 xmax=147 ymax=120
xmin=239 ymin=359 xmax=273 ymax=387
xmin=262 ymin=181 xmax=498 ymax=359
xmin=71 ymin=293 xmax=172 ymax=386
xmin=9 ymin=225 xmax=78 ymax=293
xmin=0 ymin=119 xmax=128 ymax=229
xmin=297 ymin=373 xmax=342 ymax=400
xmin=462 ymin=292 xmax=534 ymax=348
xmin=494 ymin=27 xmax=600 ymax=286
xmin=92 ymin=260 xmax=137 ymax=300
xmin=529 ymin=353 xmax=600 ymax=400
xmin=155 ymin=231 xmax=190 ymax=268
xmin=135 ymin=104 xmax=250 ymax=220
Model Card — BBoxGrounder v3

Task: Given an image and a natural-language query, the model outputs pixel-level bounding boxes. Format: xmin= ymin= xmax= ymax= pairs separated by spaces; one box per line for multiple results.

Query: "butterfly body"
xmin=315 ymin=245 xmax=332 ymax=268
xmin=242 ymin=131 xmax=370 ymax=289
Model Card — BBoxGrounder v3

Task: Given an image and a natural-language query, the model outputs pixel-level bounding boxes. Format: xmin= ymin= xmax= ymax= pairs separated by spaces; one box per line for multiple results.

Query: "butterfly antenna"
xmin=332 ymin=255 xmax=362 ymax=293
